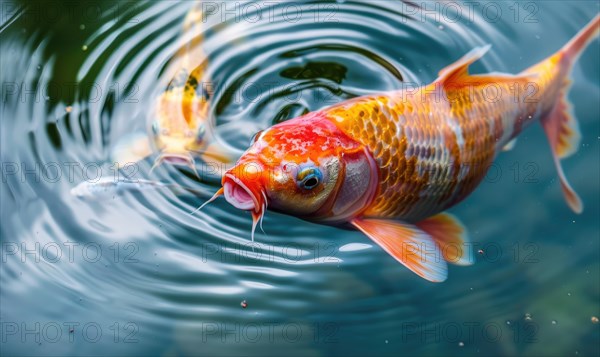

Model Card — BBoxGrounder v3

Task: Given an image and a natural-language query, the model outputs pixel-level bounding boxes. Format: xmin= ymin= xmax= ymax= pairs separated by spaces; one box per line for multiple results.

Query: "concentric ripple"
xmin=1 ymin=1 xmax=599 ymax=356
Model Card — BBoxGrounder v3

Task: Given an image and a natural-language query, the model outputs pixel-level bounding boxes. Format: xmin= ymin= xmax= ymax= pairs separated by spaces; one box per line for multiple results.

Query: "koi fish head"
xmin=150 ymin=90 xmax=209 ymax=173
xmin=213 ymin=112 xmax=378 ymax=239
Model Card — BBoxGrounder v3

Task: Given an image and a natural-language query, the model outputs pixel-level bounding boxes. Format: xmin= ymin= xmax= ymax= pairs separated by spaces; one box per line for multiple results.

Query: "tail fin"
xmin=562 ymin=14 xmax=600 ymax=67
xmin=541 ymin=15 xmax=599 ymax=214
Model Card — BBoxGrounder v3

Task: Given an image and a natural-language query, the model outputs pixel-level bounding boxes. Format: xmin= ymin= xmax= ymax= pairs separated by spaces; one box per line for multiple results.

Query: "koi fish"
xmin=111 ymin=3 xmax=233 ymax=175
xmin=201 ymin=16 xmax=600 ymax=282
xmin=71 ymin=177 xmax=206 ymax=199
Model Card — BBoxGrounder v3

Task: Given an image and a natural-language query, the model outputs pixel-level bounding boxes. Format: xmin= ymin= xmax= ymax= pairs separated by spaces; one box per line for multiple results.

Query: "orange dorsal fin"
xmin=435 ymin=45 xmax=491 ymax=85
xmin=351 ymin=218 xmax=448 ymax=282
xmin=415 ymin=213 xmax=474 ymax=266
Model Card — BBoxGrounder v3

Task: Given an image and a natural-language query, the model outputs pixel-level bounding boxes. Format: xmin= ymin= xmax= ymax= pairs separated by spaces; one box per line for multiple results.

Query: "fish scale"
xmin=216 ymin=15 xmax=598 ymax=281
xmin=324 ymin=77 xmax=546 ymax=221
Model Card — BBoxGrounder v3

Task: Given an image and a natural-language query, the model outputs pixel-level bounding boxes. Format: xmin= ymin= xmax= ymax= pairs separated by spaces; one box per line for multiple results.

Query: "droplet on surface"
xmin=79 ymin=24 xmax=85 ymax=30
xmin=241 ymin=300 xmax=248 ymax=308
xmin=551 ymin=320 xmax=558 ymax=325
xmin=458 ymin=342 xmax=464 ymax=347
xmin=82 ymin=45 xmax=88 ymax=51
xmin=525 ymin=313 xmax=532 ymax=321
xmin=591 ymin=316 xmax=599 ymax=324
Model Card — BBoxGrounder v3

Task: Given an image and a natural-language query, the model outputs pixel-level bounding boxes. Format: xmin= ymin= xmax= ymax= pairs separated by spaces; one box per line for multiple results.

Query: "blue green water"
xmin=1 ymin=1 xmax=599 ymax=356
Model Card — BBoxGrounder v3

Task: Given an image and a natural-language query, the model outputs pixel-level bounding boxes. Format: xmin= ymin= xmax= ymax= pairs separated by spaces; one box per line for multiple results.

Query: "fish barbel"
xmin=203 ymin=15 xmax=599 ymax=281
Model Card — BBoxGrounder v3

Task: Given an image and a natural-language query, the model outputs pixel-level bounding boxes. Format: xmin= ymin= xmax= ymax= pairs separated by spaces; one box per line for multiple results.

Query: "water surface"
xmin=1 ymin=1 xmax=599 ymax=356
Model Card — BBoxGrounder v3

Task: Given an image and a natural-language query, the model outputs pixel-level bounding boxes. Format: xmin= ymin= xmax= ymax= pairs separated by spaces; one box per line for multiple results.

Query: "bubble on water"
xmin=506 ymin=320 xmax=511 ymax=325
xmin=525 ymin=313 xmax=532 ymax=321
xmin=82 ymin=45 xmax=88 ymax=51
xmin=79 ymin=24 xmax=86 ymax=30
xmin=385 ymin=340 xmax=388 ymax=344
xmin=241 ymin=300 xmax=248 ymax=308
xmin=567 ymin=292 xmax=571 ymax=296
xmin=551 ymin=320 xmax=558 ymax=325
xmin=591 ymin=316 xmax=599 ymax=324
xmin=458 ymin=342 xmax=464 ymax=347
xmin=478 ymin=249 xmax=484 ymax=255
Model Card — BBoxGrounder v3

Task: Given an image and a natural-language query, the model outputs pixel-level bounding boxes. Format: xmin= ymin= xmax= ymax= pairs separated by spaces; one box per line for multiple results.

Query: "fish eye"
xmin=196 ymin=125 xmax=206 ymax=140
xmin=250 ymin=130 xmax=263 ymax=145
xmin=296 ymin=166 xmax=322 ymax=190
xmin=151 ymin=121 xmax=159 ymax=134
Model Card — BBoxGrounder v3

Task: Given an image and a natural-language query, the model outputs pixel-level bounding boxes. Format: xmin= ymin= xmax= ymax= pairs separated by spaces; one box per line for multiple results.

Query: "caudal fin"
xmin=561 ymin=14 xmax=600 ymax=66
xmin=541 ymin=15 xmax=599 ymax=214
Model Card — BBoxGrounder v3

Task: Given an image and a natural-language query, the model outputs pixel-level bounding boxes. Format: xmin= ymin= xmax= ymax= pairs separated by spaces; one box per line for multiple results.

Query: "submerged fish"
xmin=202 ymin=16 xmax=599 ymax=282
xmin=71 ymin=177 xmax=205 ymax=199
xmin=111 ymin=3 xmax=232 ymax=175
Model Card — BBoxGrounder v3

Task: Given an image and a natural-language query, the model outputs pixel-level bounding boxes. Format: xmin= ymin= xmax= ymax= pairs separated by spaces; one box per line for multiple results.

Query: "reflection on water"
xmin=1 ymin=1 xmax=599 ymax=356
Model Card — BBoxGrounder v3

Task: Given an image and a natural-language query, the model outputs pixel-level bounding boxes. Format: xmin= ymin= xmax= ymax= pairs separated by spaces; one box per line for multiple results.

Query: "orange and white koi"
xmin=203 ymin=16 xmax=599 ymax=282
xmin=112 ymin=3 xmax=232 ymax=175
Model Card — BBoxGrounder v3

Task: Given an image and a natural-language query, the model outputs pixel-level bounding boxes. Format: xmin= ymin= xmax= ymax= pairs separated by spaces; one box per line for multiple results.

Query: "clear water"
xmin=1 ymin=1 xmax=599 ymax=356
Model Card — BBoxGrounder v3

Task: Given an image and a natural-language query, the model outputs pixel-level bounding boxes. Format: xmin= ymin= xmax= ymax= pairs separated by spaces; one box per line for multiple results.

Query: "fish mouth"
xmin=222 ymin=173 xmax=268 ymax=242
xmin=162 ymin=155 xmax=192 ymax=166
xmin=159 ymin=153 xmax=194 ymax=166
xmin=151 ymin=152 xmax=199 ymax=177
xmin=223 ymin=174 xmax=259 ymax=211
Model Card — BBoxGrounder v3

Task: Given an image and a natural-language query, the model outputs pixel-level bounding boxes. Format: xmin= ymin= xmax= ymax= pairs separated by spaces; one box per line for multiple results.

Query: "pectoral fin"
xmin=199 ymin=142 xmax=236 ymax=165
xmin=415 ymin=213 xmax=473 ymax=266
xmin=110 ymin=132 xmax=154 ymax=167
xmin=351 ymin=218 xmax=448 ymax=282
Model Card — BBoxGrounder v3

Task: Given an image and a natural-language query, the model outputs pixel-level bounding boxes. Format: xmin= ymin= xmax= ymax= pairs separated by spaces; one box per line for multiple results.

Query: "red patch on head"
xmin=257 ymin=112 xmax=361 ymax=165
